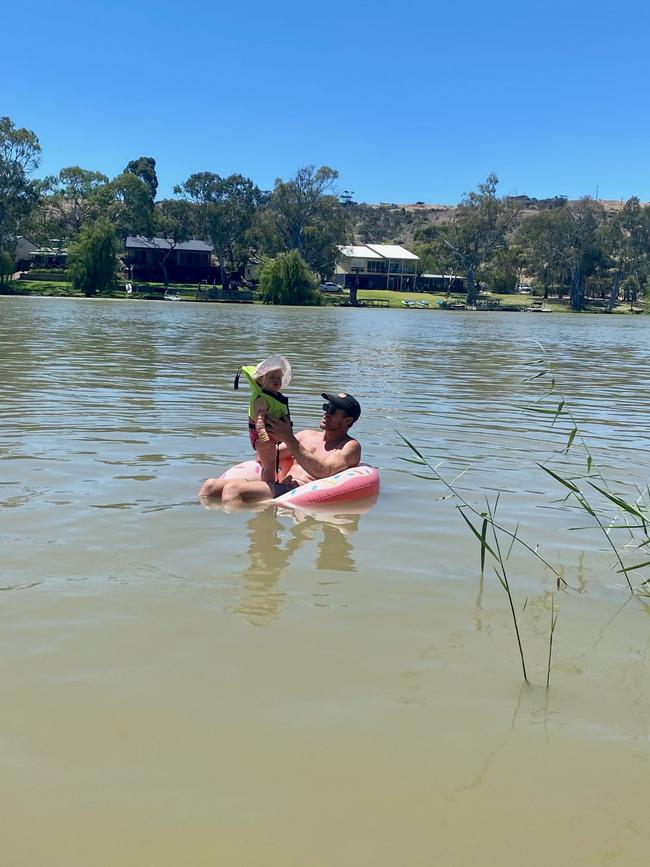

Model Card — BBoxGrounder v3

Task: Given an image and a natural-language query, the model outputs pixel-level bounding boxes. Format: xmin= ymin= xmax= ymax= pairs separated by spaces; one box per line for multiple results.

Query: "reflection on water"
xmin=234 ymin=502 xmax=371 ymax=625
xmin=2 ymin=299 xmax=650 ymax=866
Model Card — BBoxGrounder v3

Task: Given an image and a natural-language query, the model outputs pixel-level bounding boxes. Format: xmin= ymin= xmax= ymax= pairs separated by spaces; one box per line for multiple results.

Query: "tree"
xmin=152 ymin=199 xmax=194 ymax=286
xmin=436 ymin=174 xmax=521 ymax=305
xmin=258 ymin=250 xmax=319 ymax=305
xmin=301 ymin=194 xmax=349 ymax=280
xmin=98 ymin=172 xmax=154 ymax=241
xmin=412 ymin=237 xmax=461 ymax=292
xmin=42 ymin=166 xmax=109 ymax=237
xmin=175 ymin=171 xmax=261 ymax=290
xmin=515 ymin=209 xmax=574 ymax=298
xmin=565 ymin=198 xmax=605 ymax=310
xmin=0 ymin=249 xmax=14 ymax=282
xmin=125 ymin=156 xmax=158 ymax=201
xmin=481 ymin=247 xmax=523 ymax=294
xmin=0 ymin=117 xmax=42 ymax=250
xmin=269 ymin=165 xmax=339 ymax=252
xmin=597 ymin=198 xmax=650 ymax=312
xmin=257 ymin=166 xmax=347 ymax=277
xmin=68 ymin=218 xmax=119 ymax=296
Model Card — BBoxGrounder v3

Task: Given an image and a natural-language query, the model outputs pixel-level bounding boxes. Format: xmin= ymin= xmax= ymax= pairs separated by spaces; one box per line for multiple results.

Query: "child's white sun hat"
xmin=253 ymin=355 xmax=292 ymax=388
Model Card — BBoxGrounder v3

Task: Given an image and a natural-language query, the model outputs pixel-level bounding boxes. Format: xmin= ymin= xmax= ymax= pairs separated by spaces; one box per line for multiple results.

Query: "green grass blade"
xmin=588 ymin=483 xmax=647 ymax=520
xmin=616 ymin=560 xmax=650 ymax=574
xmin=566 ymin=427 xmax=577 ymax=453
xmin=537 ymin=463 xmax=580 ymax=494
xmin=457 ymin=508 xmax=498 ymax=561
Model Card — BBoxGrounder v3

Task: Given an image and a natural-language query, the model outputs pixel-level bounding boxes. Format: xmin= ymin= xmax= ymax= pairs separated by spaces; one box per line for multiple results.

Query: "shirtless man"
xmin=198 ymin=392 xmax=362 ymax=507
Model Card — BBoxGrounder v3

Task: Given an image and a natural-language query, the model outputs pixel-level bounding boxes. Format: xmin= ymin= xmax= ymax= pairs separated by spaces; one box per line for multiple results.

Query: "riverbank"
xmin=2 ymin=279 xmax=646 ymax=313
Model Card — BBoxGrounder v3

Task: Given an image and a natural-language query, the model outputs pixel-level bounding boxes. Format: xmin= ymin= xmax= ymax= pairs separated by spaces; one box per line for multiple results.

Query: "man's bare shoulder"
xmin=295 ymin=428 xmax=324 ymax=444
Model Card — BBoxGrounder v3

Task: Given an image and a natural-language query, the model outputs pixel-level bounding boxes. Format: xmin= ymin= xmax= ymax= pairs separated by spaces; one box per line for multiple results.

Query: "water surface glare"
xmin=1 ymin=297 xmax=650 ymax=866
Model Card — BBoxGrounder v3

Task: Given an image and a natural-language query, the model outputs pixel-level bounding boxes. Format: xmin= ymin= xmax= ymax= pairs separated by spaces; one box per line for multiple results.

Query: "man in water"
xmin=198 ymin=392 xmax=362 ymax=507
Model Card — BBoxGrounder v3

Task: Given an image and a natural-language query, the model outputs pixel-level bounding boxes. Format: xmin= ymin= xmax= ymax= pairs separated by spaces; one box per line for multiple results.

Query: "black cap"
xmin=321 ymin=391 xmax=361 ymax=423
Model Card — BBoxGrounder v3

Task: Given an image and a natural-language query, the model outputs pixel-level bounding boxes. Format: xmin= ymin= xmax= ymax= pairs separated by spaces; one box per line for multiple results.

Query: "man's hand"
xmin=265 ymin=415 xmax=294 ymax=444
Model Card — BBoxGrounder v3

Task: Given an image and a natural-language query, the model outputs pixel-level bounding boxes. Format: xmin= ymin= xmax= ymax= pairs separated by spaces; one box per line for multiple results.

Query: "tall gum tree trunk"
xmin=606 ymin=275 xmax=621 ymax=313
xmin=161 ymin=255 xmax=169 ymax=288
xmin=570 ymin=263 xmax=582 ymax=310
xmin=465 ymin=267 xmax=477 ymax=306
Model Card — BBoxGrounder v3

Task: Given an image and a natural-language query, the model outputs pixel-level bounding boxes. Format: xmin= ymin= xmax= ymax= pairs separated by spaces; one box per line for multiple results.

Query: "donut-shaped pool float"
xmin=219 ymin=460 xmax=380 ymax=508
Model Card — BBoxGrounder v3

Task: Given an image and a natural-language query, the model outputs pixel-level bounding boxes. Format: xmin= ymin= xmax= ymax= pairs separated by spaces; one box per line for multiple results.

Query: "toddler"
xmin=234 ymin=355 xmax=292 ymax=484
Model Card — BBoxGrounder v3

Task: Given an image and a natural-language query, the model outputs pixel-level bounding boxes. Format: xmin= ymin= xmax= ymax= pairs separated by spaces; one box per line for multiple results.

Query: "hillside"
xmin=351 ymin=196 xmax=633 ymax=247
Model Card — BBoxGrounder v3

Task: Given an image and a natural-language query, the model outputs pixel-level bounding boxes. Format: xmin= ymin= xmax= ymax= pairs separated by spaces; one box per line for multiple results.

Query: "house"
xmin=13 ymin=236 xmax=39 ymax=270
xmin=29 ymin=241 xmax=69 ymax=269
xmin=244 ymin=256 xmax=261 ymax=284
xmin=418 ymin=273 xmax=465 ymax=293
xmin=334 ymin=244 xmax=420 ymax=292
xmin=125 ymin=236 xmax=219 ymax=284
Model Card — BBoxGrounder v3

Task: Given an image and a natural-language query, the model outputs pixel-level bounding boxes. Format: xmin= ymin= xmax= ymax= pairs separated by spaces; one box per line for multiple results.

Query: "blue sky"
xmin=4 ymin=0 xmax=648 ymax=204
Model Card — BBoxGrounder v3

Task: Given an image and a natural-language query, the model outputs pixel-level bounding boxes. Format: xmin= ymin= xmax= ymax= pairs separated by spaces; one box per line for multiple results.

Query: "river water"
xmin=1 ymin=297 xmax=649 ymax=866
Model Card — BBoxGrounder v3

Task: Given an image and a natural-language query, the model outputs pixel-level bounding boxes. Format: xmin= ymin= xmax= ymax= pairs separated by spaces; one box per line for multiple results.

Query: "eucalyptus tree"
xmin=152 ymin=198 xmax=194 ymax=286
xmin=0 ymin=116 xmax=41 ymax=250
xmin=597 ymin=197 xmax=650 ymax=311
xmin=260 ymin=165 xmax=347 ymax=277
xmin=515 ymin=208 xmax=574 ymax=297
xmin=43 ymin=166 xmax=109 ymax=236
xmin=125 ymin=156 xmax=158 ymax=201
xmin=175 ymin=171 xmax=261 ymax=290
xmin=565 ymin=198 xmax=605 ymax=310
xmin=97 ymin=172 xmax=154 ymax=241
xmin=436 ymin=174 xmax=521 ymax=305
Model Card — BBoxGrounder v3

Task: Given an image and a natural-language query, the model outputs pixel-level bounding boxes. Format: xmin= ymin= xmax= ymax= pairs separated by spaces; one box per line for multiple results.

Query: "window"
xmin=367 ymin=260 xmax=388 ymax=273
xmin=389 ymin=260 xmax=403 ymax=273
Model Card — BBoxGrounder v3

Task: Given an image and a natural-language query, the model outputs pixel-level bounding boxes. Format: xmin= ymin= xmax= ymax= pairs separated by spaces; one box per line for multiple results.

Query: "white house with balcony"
xmin=334 ymin=243 xmax=420 ymax=292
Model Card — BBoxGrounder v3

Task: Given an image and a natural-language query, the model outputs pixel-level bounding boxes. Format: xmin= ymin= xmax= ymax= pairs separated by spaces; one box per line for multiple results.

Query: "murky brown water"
xmin=1 ymin=297 xmax=650 ymax=866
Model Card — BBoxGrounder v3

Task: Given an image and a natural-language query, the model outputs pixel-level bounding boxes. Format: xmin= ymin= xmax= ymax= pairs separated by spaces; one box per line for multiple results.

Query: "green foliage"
xmin=564 ymin=198 xmax=605 ymax=310
xmin=515 ymin=208 xmax=574 ymax=297
xmin=255 ymin=165 xmax=347 ymax=278
xmin=0 ymin=249 xmax=14 ymax=281
xmin=436 ymin=174 xmax=522 ymax=304
xmin=97 ymin=172 xmax=154 ymax=240
xmin=175 ymin=171 xmax=261 ymax=281
xmin=125 ymin=156 xmax=158 ymax=200
xmin=40 ymin=165 xmax=109 ymax=237
xmin=0 ymin=116 xmax=42 ymax=250
xmin=68 ymin=218 xmax=119 ymax=296
xmin=258 ymin=250 xmax=319 ymax=305
xmin=152 ymin=199 xmax=195 ymax=285
xmin=481 ymin=247 xmax=521 ymax=294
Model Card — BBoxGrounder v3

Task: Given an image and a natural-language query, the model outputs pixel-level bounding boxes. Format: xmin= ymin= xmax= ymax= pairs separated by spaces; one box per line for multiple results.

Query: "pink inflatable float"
xmin=219 ymin=460 xmax=380 ymax=508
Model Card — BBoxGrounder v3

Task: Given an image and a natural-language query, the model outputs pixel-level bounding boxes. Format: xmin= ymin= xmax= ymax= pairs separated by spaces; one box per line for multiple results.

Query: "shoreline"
xmin=1 ymin=280 xmax=645 ymax=315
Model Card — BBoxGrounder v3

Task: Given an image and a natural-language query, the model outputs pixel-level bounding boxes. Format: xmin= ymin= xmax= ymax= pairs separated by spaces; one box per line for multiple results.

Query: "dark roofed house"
xmin=125 ymin=236 xmax=219 ymax=284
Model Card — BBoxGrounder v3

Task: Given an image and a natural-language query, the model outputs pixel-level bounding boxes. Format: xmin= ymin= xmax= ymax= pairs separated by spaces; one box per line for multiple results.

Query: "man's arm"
xmin=267 ymin=419 xmax=361 ymax=478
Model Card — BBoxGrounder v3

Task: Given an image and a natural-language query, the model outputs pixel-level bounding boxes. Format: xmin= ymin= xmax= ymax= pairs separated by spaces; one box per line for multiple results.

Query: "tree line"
xmin=1 ymin=115 xmax=649 ymax=309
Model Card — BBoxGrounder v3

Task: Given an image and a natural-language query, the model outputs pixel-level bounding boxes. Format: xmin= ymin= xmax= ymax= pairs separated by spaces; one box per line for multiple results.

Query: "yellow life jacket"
xmin=234 ymin=366 xmax=291 ymax=420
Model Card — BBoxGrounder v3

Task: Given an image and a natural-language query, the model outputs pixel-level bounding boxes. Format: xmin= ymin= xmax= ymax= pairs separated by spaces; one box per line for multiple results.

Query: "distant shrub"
xmin=68 ymin=219 xmax=119 ymax=296
xmin=0 ymin=250 xmax=14 ymax=282
xmin=258 ymin=250 xmax=320 ymax=306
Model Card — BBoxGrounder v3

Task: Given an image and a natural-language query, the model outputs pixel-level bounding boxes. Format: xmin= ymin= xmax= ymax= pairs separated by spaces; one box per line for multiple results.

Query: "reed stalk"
xmin=546 ymin=596 xmax=559 ymax=689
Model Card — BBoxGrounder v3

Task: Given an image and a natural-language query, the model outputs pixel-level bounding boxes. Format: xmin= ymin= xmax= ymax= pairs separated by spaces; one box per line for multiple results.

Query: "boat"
xmin=526 ymin=301 xmax=551 ymax=313
xmin=163 ymin=291 xmax=182 ymax=302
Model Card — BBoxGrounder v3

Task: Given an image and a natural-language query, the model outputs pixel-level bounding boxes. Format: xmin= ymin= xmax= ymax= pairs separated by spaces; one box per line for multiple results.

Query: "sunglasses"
xmin=322 ymin=403 xmax=339 ymax=415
